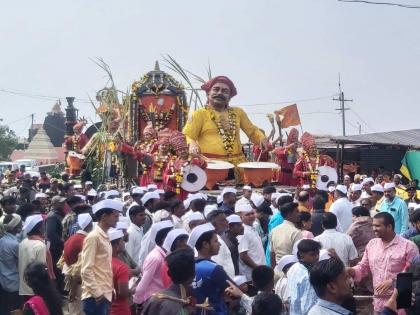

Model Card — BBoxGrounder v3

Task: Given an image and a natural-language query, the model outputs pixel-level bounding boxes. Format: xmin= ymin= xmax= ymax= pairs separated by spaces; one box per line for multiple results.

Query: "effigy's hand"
xmin=260 ymin=138 xmax=272 ymax=152
xmin=189 ymin=141 xmax=200 ymax=155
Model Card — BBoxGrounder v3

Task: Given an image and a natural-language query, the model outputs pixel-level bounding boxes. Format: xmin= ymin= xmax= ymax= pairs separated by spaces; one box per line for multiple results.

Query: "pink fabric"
xmin=353 ymin=235 xmax=418 ymax=311
xmin=133 ymin=246 xmax=171 ymax=304
xmin=302 ymin=230 xmax=314 ymax=239
xmin=25 ymin=295 xmax=50 ymax=315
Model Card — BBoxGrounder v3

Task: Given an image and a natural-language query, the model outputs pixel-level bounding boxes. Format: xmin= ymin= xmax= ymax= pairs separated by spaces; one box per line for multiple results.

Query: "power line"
xmin=0 ymin=88 xmax=92 ymax=103
xmin=338 ymin=0 xmax=420 ymax=9
xmin=240 ymin=94 xmax=337 ymax=107
xmin=349 ymin=108 xmax=377 ymax=132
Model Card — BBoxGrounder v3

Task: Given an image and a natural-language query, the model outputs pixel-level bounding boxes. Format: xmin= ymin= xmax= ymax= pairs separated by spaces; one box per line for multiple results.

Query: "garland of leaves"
xmin=207 ymin=106 xmax=237 ymax=156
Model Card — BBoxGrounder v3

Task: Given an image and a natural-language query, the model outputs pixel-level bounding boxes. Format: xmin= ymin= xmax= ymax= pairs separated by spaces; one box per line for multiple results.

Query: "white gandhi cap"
xmin=187 ymin=223 xmax=215 ymax=249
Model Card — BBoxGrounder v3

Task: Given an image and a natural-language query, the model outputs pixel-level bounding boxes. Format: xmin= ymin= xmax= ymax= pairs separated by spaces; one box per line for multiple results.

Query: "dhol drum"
xmin=237 ymin=162 xmax=279 ymax=187
xmin=316 ymin=166 xmax=338 ymax=191
xmin=181 ymin=164 xmax=207 ymax=192
xmin=204 ymin=160 xmax=235 ymax=190
xmin=66 ymin=151 xmax=86 ymax=176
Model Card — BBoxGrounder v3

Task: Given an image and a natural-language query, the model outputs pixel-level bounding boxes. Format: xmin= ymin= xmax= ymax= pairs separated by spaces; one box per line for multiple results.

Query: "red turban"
xmin=201 ymin=76 xmax=237 ymax=97
xmin=301 ymin=132 xmax=316 ymax=151
xmin=286 ymin=128 xmax=299 ymax=145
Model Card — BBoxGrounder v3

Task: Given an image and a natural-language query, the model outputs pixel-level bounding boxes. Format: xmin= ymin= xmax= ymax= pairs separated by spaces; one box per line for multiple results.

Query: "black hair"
xmin=297 ymin=239 xmax=321 ymax=255
xmin=67 ymin=195 xmax=83 ymax=207
xmin=296 ymin=211 xmax=311 ymax=229
xmin=73 ymin=204 xmax=92 ymax=215
xmin=163 ymin=191 xmax=177 ymax=201
xmin=336 ymin=189 xmax=347 ymax=198
xmin=206 ymin=209 xmax=225 ymax=222
xmin=312 ymin=195 xmax=327 ymax=210
xmin=62 ymin=182 xmax=73 ymax=192
xmin=322 ymin=212 xmax=338 ymax=229
xmin=309 ymin=257 xmax=345 ymax=298
xmin=169 ymin=200 xmax=184 ymax=213
xmin=128 ymin=205 xmax=146 ymax=218
xmin=165 ymin=248 xmax=195 ymax=284
xmin=191 ymin=198 xmax=206 ymax=212
xmin=251 ymin=292 xmax=282 ymax=315
xmin=94 ymin=208 xmax=114 ymax=221
xmin=111 ymin=237 xmax=122 ymax=246
xmin=3 ymin=214 xmax=16 ymax=225
xmin=27 ymin=221 xmax=44 ymax=236
xmin=297 ymin=191 xmax=310 ymax=203
xmin=262 ymin=186 xmax=276 ymax=194
xmin=170 ymin=234 xmax=189 ymax=252
xmin=195 ymin=230 xmax=216 ymax=251
xmin=31 ymin=200 xmax=42 ymax=208
xmin=16 ymin=203 xmax=35 ymax=221
xmin=0 ymin=196 xmax=16 ymax=206
xmin=24 ymin=262 xmax=63 ymax=315
xmin=256 ymin=201 xmax=273 ymax=216
xmin=153 ymin=201 xmax=171 ymax=212
xmin=280 ymin=202 xmax=298 ymax=218
xmin=410 ymin=209 xmax=420 ymax=224
xmin=252 ymin=265 xmax=274 ymax=290
xmin=277 ymin=195 xmax=294 ymax=208
xmin=352 ymin=206 xmax=370 ymax=217
xmin=155 ymin=227 xmax=173 ymax=246
xmin=374 ymin=212 xmax=395 ymax=230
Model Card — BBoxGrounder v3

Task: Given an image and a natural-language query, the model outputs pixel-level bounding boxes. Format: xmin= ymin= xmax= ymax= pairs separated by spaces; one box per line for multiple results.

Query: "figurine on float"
xmin=163 ymin=130 xmax=206 ymax=200
xmin=183 ymin=76 xmax=270 ymax=183
xmin=64 ymin=119 xmax=89 ymax=177
xmin=293 ymin=132 xmax=336 ymax=188
xmin=272 ymin=128 xmax=300 ymax=186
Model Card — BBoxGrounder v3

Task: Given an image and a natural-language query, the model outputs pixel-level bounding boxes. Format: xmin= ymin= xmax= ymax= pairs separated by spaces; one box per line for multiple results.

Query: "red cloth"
xmin=252 ymin=145 xmax=269 ymax=162
xmin=24 ymin=295 xmax=50 ymax=315
xmin=111 ymin=257 xmax=131 ymax=315
xmin=63 ymin=232 xmax=86 ymax=266
xmin=201 ymin=76 xmax=237 ymax=97
xmin=273 ymin=147 xmax=298 ymax=186
xmin=293 ymin=154 xmax=336 ymax=186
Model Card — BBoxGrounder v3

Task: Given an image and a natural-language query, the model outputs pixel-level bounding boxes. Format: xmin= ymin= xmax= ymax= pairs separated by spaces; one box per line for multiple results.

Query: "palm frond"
xmin=162 ymin=54 xmax=204 ymax=107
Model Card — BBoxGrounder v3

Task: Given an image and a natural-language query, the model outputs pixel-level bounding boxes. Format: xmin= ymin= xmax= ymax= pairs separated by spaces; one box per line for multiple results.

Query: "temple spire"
xmin=154 ymin=61 xmax=160 ymax=71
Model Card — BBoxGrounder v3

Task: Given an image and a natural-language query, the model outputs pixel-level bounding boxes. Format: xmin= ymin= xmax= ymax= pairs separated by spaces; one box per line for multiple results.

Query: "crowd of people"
xmin=0 ymin=166 xmax=420 ymax=315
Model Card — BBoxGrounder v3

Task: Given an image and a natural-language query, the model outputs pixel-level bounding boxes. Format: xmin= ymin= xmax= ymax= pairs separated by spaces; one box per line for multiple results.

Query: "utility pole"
xmin=333 ymin=74 xmax=352 ymax=136
xmin=357 ymin=122 xmax=362 ymax=135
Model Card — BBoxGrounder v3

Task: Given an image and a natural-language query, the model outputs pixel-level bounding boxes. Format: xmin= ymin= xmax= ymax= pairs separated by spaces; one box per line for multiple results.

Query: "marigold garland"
xmin=207 ymin=106 xmax=237 ymax=156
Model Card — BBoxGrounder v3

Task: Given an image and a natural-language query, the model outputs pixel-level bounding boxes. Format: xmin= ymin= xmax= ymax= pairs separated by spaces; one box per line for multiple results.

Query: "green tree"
xmin=0 ymin=125 xmax=18 ymax=160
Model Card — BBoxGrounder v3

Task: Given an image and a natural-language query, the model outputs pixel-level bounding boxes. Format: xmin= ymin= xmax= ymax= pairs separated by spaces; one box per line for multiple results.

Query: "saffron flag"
xmin=274 ymin=104 xmax=301 ymax=128
xmin=400 ymin=150 xmax=420 ymax=184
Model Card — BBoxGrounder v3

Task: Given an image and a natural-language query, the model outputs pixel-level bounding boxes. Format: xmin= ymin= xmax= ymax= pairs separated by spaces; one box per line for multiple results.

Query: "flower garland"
xmin=303 ymin=150 xmax=320 ymax=189
xmin=207 ymin=106 xmax=237 ymax=156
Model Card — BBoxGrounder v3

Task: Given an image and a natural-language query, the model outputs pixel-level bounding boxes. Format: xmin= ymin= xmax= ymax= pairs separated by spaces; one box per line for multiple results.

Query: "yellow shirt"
xmin=81 ymin=224 xmax=113 ymax=302
xmin=183 ymin=106 xmax=265 ymax=163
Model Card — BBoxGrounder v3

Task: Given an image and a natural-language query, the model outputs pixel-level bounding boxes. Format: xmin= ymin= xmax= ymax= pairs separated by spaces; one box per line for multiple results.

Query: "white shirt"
xmin=171 ymin=214 xmax=183 ymax=229
xmin=126 ymin=223 xmax=143 ymax=262
xmin=137 ymin=229 xmax=154 ymax=270
xmin=237 ymin=224 xmax=266 ymax=280
xmin=314 ymin=229 xmax=358 ymax=266
xmin=19 ymin=238 xmax=47 ymax=295
xmin=330 ymin=197 xmax=353 ymax=232
xmin=212 ymin=235 xmax=235 ymax=278
xmin=274 ymin=274 xmax=288 ymax=303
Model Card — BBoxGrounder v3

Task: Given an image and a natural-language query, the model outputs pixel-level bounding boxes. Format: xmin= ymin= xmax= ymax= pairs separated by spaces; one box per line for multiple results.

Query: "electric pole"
xmin=333 ymin=74 xmax=352 ymax=136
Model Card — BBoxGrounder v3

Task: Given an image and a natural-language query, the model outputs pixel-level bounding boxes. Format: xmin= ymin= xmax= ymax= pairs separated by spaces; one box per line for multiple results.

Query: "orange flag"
xmin=274 ymin=104 xmax=301 ymax=128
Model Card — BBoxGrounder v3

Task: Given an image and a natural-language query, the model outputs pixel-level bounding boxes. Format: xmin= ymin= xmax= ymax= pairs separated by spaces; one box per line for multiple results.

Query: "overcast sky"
xmin=1 ymin=0 xmax=419 ymax=140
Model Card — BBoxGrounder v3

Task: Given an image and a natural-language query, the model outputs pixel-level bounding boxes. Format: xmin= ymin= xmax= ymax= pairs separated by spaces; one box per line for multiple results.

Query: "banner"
xmin=400 ymin=150 xmax=420 ymax=183
xmin=274 ymin=104 xmax=301 ymax=128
